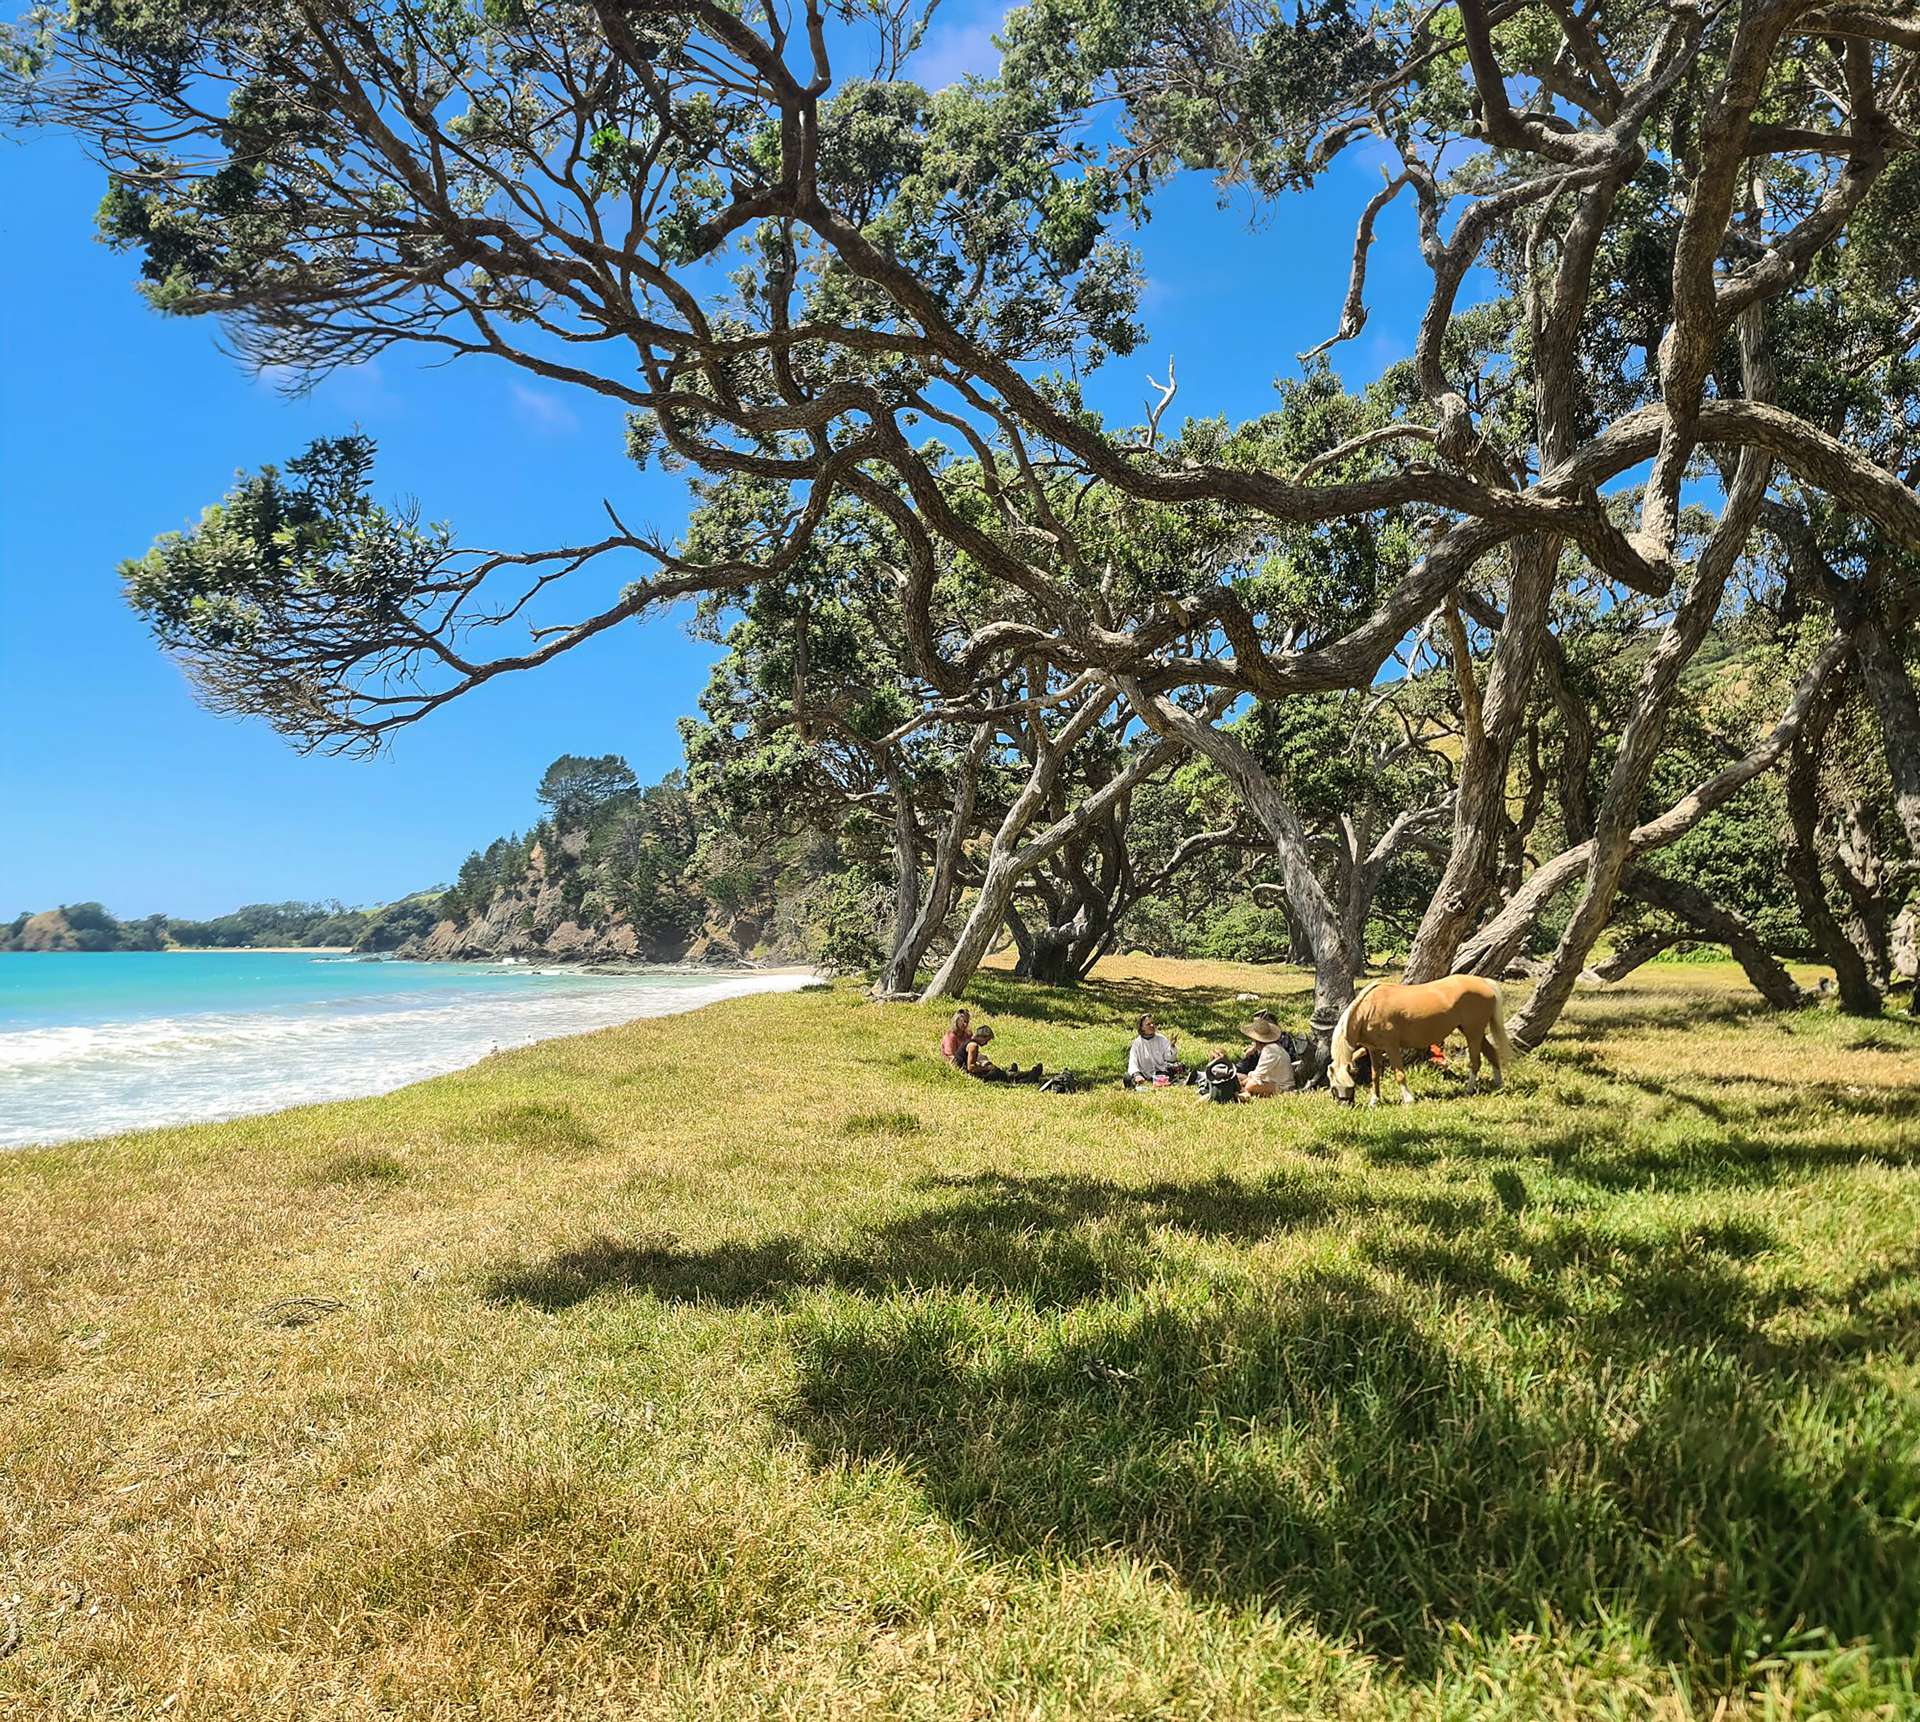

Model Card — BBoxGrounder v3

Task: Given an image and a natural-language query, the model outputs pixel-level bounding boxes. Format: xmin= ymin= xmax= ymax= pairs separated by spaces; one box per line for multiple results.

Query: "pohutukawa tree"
xmin=9 ymin=0 xmax=1917 ymax=1029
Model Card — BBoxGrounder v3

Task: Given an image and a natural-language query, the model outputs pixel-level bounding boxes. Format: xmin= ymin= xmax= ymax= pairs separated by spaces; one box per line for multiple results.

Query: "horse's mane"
xmin=1329 ymin=981 xmax=1383 ymax=1073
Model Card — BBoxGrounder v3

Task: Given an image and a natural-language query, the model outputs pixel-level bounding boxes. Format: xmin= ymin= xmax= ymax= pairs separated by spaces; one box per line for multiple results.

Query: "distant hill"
xmin=2 ymin=895 xmax=444 ymax=954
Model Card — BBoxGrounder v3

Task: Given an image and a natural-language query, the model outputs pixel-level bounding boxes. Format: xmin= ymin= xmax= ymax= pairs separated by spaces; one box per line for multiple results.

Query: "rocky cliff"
xmin=396 ymin=835 xmax=770 ymax=966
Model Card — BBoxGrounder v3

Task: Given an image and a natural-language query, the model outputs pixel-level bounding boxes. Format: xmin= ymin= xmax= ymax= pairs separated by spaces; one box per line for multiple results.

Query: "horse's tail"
xmin=1484 ymin=980 xmax=1514 ymax=1073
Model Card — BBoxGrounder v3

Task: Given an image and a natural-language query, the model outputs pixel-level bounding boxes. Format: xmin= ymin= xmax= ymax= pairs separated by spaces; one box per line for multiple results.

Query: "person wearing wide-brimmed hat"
xmin=1234 ymin=1010 xmax=1281 ymax=1076
xmin=1236 ymin=1013 xmax=1295 ymax=1099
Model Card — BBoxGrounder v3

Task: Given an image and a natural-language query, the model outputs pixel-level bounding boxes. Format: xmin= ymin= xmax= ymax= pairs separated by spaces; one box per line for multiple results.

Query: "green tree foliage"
xmin=0 ymin=899 xmax=370 ymax=951
xmin=356 ymin=897 xmax=443 ymax=953
xmin=11 ymin=0 xmax=1919 ymax=1017
xmin=120 ymin=437 xmax=455 ymax=753
xmin=536 ymin=755 xmax=641 ymax=826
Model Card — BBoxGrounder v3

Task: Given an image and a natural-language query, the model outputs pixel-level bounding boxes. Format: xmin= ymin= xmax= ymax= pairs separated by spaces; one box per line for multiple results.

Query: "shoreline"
xmin=3 ymin=946 xmax=810 ymax=970
xmin=0 ymin=946 xmax=357 ymax=956
xmin=1 ymin=965 xmax=822 ymax=1151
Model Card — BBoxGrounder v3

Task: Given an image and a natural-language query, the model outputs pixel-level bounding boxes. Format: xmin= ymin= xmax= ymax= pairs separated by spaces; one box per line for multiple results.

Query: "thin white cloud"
xmin=510 ymin=382 xmax=580 ymax=436
xmin=253 ymin=356 xmax=397 ymax=414
xmin=908 ymin=2 xmax=1007 ymax=89
xmin=254 ymin=362 xmax=302 ymax=395
xmin=328 ymin=357 xmax=397 ymax=414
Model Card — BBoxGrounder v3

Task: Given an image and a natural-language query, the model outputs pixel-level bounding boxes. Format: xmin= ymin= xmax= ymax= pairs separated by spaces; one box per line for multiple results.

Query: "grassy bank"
xmin=3 ymin=957 xmax=1918 ymax=1719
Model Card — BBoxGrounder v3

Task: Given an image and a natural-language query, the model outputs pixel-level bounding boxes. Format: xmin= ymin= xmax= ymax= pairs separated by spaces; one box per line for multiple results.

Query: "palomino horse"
xmin=1328 ymin=975 xmax=1512 ymax=1106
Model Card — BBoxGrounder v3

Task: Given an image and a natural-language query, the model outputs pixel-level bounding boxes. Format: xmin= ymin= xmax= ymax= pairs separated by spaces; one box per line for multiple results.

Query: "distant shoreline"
xmin=2 ymin=946 xmax=811 ymax=971
xmin=0 ymin=946 xmax=356 ymax=956
xmin=169 ymin=945 xmax=356 ymax=954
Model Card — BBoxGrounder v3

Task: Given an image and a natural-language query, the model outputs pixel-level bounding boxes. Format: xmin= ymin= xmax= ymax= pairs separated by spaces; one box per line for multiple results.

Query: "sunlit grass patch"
xmin=304 ymin=1148 xmax=410 ymax=1186
xmin=842 ymin=1110 xmax=924 ymax=1139
xmin=463 ymin=1099 xmax=601 ymax=1154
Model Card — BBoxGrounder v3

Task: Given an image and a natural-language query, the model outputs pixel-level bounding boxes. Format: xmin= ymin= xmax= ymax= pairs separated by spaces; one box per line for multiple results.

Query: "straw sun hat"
xmin=1239 ymin=1016 xmax=1283 ymax=1044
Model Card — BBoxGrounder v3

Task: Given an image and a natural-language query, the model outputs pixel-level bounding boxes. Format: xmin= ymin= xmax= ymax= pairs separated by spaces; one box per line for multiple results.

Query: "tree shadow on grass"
xmin=481 ymin=1167 xmax=1920 ymax=1683
xmin=781 ymin=1266 xmax=1920 ymax=1681
xmin=481 ymin=1169 xmax=1369 ymax=1313
xmin=962 ymin=970 xmax=1313 ymax=1036
xmin=1370 ymin=1216 xmax=1781 ymax=1347
xmin=1524 ymin=1125 xmax=1920 ymax=1193
xmin=1353 ymin=1097 xmax=1920 ymax=1194
xmin=1371 ymin=1225 xmax=1920 ymax=1373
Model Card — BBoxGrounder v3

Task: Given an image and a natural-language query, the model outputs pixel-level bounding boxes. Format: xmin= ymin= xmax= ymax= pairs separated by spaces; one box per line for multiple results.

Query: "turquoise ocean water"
xmin=0 ymin=952 xmax=813 ymax=1148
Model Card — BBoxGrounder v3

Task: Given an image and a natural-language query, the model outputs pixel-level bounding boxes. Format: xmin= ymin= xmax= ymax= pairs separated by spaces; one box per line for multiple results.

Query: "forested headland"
xmin=0 ymin=897 xmax=441 ymax=954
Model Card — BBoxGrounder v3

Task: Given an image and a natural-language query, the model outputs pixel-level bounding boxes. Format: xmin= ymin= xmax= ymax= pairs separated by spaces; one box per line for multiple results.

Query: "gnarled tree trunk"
xmin=1117 ymin=678 xmax=1355 ymax=1066
xmin=1452 ymin=630 xmax=1853 ymax=987
xmin=921 ymin=697 xmax=1193 ymax=1001
xmin=1509 ymin=427 xmax=1771 ymax=1049
xmin=874 ymin=724 xmax=992 ymax=998
xmin=1782 ymin=671 xmax=1882 ymax=1015
xmin=1580 ymin=927 xmax=1681 ymax=985
xmin=1404 ymin=546 xmax=1558 ymax=982
xmin=1620 ymin=869 xmax=1807 ymax=1009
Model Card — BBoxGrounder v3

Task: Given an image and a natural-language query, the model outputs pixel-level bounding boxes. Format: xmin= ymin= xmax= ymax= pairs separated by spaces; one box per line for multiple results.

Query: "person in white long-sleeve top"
xmin=1125 ymin=1013 xmax=1183 ymax=1088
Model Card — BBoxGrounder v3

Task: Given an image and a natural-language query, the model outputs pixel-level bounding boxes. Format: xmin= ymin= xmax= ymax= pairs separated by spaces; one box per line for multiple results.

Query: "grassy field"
xmin=3 ymin=957 xmax=1919 ymax=1720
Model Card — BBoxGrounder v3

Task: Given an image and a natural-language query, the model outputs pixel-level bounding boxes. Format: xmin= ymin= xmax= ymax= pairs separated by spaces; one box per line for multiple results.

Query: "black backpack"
xmin=1203 ymin=1058 xmax=1240 ymax=1103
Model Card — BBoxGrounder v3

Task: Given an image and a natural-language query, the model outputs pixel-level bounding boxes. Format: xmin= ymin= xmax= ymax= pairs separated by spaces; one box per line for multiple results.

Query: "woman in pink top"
xmin=939 ymin=1008 xmax=971 ymax=1066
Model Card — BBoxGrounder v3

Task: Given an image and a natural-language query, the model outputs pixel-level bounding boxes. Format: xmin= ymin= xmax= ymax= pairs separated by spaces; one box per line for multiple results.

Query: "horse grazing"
xmin=1329 ymin=975 xmax=1512 ymax=1106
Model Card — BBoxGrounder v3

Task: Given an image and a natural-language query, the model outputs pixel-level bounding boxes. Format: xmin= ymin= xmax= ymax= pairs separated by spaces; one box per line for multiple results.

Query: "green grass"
xmin=2 ymin=955 xmax=1918 ymax=1718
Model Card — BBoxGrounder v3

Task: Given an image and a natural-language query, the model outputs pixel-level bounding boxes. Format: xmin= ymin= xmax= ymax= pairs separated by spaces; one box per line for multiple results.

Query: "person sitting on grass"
xmin=939 ymin=1008 xmax=972 ymax=1068
xmin=1125 ymin=1013 xmax=1183 ymax=1089
xmin=1235 ymin=1015 xmax=1295 ymax=1099
xmin=1234 ymin=1010 xmax=1281 ymax=1077
xmin=964 ymin=1025 xmax=1044 ymax=1084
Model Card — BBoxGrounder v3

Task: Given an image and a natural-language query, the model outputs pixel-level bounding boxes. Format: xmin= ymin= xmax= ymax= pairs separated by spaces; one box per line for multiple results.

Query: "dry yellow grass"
xmin=2 ymin=958 xmax=1917 ymax=1719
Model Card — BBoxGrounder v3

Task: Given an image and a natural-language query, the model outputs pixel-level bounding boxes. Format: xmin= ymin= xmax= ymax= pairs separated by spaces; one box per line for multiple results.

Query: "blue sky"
xmin=0 ymin=1 xmax=1434 ymax=919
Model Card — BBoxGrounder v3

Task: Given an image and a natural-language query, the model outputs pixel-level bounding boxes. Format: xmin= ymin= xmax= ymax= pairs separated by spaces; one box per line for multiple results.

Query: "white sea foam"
xmin=0 ymin=966 xmax=815 ymax=1148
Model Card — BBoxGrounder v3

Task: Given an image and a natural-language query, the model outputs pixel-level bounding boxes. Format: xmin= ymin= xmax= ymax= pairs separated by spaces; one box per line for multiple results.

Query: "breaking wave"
xmin=0 ymin=961 xmax=814 ymax=1148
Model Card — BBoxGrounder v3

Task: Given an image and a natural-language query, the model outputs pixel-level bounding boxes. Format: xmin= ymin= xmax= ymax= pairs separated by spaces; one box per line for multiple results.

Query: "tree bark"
xmin=1404 ymin=539 xmax=1559 ymax=981
xmin=1013 ymin=816 xmax=1131 ymax=986
xmin=1781 ymin=671 xmax=1882 ymax=1014
xmin=874 ymin=724 xmax=991 ymax=998
xmin=1853 ymin=606 xmax=1920 ymax=863
xmin=1892 ymin=900 xmax=1919 ymax=1001
xmin=1510 ymin=430 xmax=1771 ymax=1048
xmin=1620 ymin=869 xmax=1807 ymax=1009
xmin=1452 ymin=629 xmax=1854 ymax=978
xmin=1764 ymin=504 xmax=1920 ymax=1012
xmin=1117 ymin=679 xmax=1353 ymax=1061
xmin=876 ymin=750 xmax=923 ymax=997
xmin=920 ymin=700 xmax=1190 ymax=1000
xmin=1580 ymin=927 xmax=1681 ymax=985
xmin=1846 ymin=606 xmax=1920 ymax=1011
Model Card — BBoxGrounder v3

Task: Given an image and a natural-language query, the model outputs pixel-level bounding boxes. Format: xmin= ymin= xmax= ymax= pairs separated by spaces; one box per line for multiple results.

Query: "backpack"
xmin=1203 ymin=1058 xmax=1240 ymax=1104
